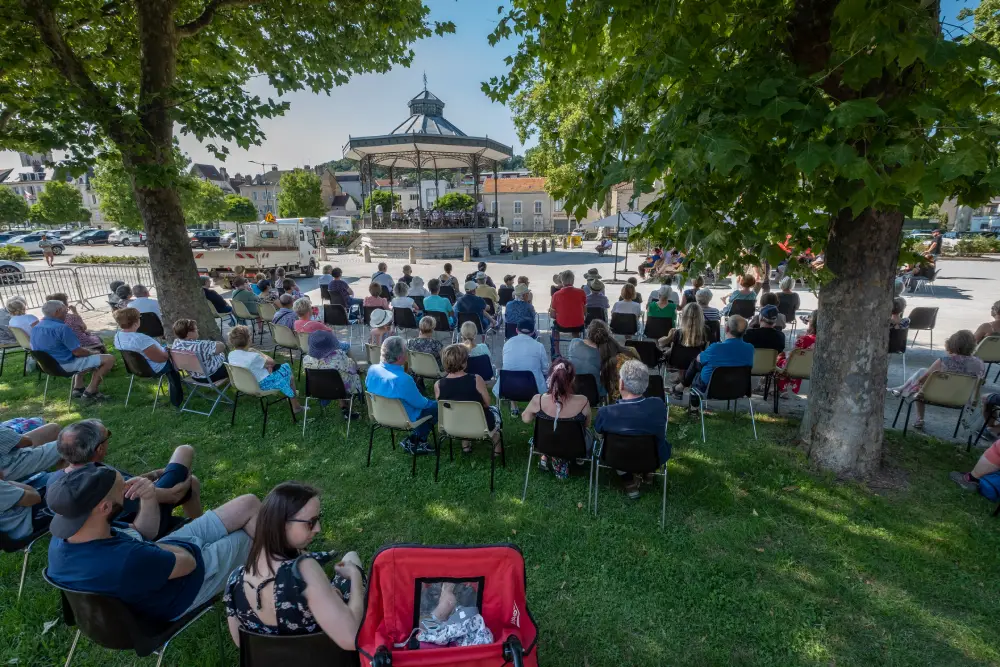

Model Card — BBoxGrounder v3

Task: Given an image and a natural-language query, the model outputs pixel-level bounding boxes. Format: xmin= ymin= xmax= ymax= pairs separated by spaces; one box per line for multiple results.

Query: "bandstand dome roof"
xmin=343 ymin=88 xmax=513 ymax=170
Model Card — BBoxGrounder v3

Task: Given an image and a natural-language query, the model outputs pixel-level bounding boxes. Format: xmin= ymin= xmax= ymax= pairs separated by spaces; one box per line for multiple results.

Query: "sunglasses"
xmin=288 ymin=514 xmax=322 ymax=530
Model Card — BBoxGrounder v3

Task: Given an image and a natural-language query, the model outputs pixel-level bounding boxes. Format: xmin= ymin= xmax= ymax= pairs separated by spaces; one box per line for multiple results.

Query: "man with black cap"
xmin=927 ymin=229 xmax=943 ymax=257
xmin=454 ymin=280 xmax=496 ymax=333
xmin=47 ymin=464 xmax=260 ymax=622
xmin=743 ymin=305 xmax=786 ymax=352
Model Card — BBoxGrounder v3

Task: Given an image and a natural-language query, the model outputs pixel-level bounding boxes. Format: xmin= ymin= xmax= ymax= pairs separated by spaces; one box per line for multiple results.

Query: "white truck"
xmin=193 ymin=220 xmax=320 ymax=281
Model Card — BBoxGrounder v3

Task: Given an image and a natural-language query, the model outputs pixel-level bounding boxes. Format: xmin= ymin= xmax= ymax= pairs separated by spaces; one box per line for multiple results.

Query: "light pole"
xmin=249 ymin=160 xmax=278 ymax=215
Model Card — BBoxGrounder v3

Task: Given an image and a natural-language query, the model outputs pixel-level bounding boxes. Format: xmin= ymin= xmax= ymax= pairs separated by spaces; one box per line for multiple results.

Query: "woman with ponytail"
xmin=521 ymin=360 xmax=592 ymax=479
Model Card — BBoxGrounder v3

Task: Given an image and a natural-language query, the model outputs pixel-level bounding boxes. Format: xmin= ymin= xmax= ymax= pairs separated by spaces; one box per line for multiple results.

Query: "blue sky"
xmin=0 ymin=0 xmax=984 ymax=175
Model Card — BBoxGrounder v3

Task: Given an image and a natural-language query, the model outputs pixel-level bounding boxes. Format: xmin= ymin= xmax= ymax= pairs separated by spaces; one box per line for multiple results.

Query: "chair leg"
xmin=367 ymin=424 xmax=377 ymax=466
xmin=17 ymin=546 xmax=30 ymax=601
xmin=0 ymin=347 xmax=5 ymax=377
xmin=152 ymin=375 xmax=164 ymax=412
xmin=489 ymin=437 xmax=497 ymax=495
xmin=954 ymin=408 xmax=964 ymax=439
xmin=302 ymin=396 xmax=310 ymax=436
xmin=969 ymin=418 xmax=989 ymax=452
xmin=593 ymin=463 xmax=601 ymax=515
xmin=433 ymin=428 xmax=441 ymax=483
xmin=154 ymin=639 xmax=172 ymax=667
xmin=521 ymin=444 xmax=535 ymax=502
xmin=42 ymin=375 xmax=50 ymax=407
xmin=288 ymin=398 xmax=298 ymax=424
xmin=892 ymin=396 xmax=905 ymax=428
xmin=64 ymin=629 xmax=81 ymax=667
xmin=588 ymin=456 xmax=594 ymax=514
xmin=346 ymin=395 xmax=354 ymax=439
xmin=260 ymin=398 xmax=269 ymax=437
xmin=902 ymin=401 xmax=914 ymax=436
xmin=231 ymin=391 xmax=240 ymax=425
xmin=748 ymin=396 xmax=758 ymax=440
xmin=700 ymin=400 xmax=706 ymax=442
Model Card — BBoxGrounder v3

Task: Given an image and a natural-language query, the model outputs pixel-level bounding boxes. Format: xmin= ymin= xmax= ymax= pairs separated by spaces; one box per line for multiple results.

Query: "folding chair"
xmin=522 ymin=413 xmax=592 ymax=507
xmin=43 ymin=570 xmax=223 ymax=667
xmin=774 ymin=348 xmax=813 ymax=413
xmin=210 ymin=301 xmax=231 ymax=335
xmin=169 ymin=349 xmax=233 ymax=417
xmin=365 ymin=343 xmax=382 ymax=366
xmin=594 ymin=433 xmax=668 ymax=529
xmin=136 ymin=312 xmax=165 ymax=338
xmin=238 ymin=627 xmax=360 ymax=667
xmin=31 ymin=350 xmax=81 ymax=407
xmin=706 ymin=320 xmax=721 ymax=343
xmin=663 ymin=341 xmax=701 ymax=376
xmin=296 ymin=331 xmax=313 ymax=379
xmin=393 ymin=307 xmax=419 ymax=338
xmin=409 ymin=350 xmax=444 ymax=389
xmin=466 ymin=353 xmax=496 ymax=387
xmin=642 ymin=317 xmax=673 ymax=341
xmin=9 ymin=326 xmax=32 ymax=376
xmin=690 ymin=366 xmax=757 ymax=442
xmin=497 ymin=369 xmax=539 ymax=424
xmin=727 ymin=299 xmax=756 ymax=319
xmin=438 ymin=284 xmax=457 ymax=303
xmin=908 ymin=307 xmax=939 ymax=350
xmin=269 ymin=322 xmax=301 ymax=367
xmin=319 ymin=283 xmax=333 ymax=304
xmin=425 ymin=310 xmax=454 ymax=343
xmin=888 ymin=327 xmax=908 ymax=384
xmin=323 ymin=304 xmax=355 ymax=348
xmin=610 ymin=313 xmax=638 ymax=338
xmin=119 ymin=350 xmax=166 ymax=411
xmin=258 ymin=302 xmax=277 ymax=323
xmin=362 ymin=306 xmax=380 ymax=328
xmin=412 ymin=295 xmax=425 ymax=312
xmin=438 ymin=400 xmax=506 ymax=493
xmin=968 ymin=399 xmax=999 ymax=452
xmin=750 ymin=348 xmax=780 ymax=406
xmin=776 ymin=294 xmax=798 ymax=336
xmin=973 ymin=334 xmax=1000 ymax=383
xmin=644 ymin=374 xmax=667 ymax=403
xmin=892 ymin=371 xmax=982 ymax=437
xmin=504 ymin=321 xmax=519 ymax=340
xmin=585 ymin=307 xmax=607 ymax=326
xmin=232 ymin=300 xmax=263 ymax=343
xmin=302 ymin=368 xmax=360 ymax=438
xmin=626 ymin=339 xmax=662 ymax=370
xmin=574 ymin=373 xmax=602 ymax=408
xmin=365 ymin=393 xmax=440 ymax=480
xmin=2 ymin=526 xmax=50 ymax=601
xmin=226 ymin=363 xmax=298 ymax=437
xmin=498 ymin=286 xmax=514 ymax=306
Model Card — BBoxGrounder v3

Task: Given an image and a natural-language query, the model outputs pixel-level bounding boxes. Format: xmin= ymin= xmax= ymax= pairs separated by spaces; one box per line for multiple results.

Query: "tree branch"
xmin=175 ymin=0 xmax=263 ymax=38
xmin=65 ymin=0 xmax=121 ymax=33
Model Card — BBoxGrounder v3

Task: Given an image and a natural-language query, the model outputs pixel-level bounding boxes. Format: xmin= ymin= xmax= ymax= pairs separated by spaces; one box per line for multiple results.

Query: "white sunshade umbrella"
xmin=580 ymin=211 xmax=648 ymax=230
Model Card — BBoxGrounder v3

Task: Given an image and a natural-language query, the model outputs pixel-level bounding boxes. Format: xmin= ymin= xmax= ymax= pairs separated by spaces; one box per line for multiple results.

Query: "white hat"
xmin=370 ymin=308 xmax=393 ymax=328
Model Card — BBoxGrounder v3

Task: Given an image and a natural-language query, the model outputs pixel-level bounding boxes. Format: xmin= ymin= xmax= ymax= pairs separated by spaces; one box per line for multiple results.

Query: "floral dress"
xmin=64 ymin=311 xmax=103 ymax=348
xmin=224 ymin=551 xmax=355 ymax=636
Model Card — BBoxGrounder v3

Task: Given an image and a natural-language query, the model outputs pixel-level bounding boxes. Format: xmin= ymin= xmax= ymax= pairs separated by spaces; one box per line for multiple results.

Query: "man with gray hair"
xmin=30 ymin=300 xmax=115 ymax=400
xmin=364 ymin=335 xmax=437 ymax=454
xmin=129 ymin=284 xmax=161 ymax=319
xmin=201 ymin=275 xmax=233 ymax=318
xmin=49 ymin=419 xmax=201 ymax=540
xmin=594 ymin=359 xmax=670 ymax=500
xmin=271 ymin=293 xmax=297 ymax=328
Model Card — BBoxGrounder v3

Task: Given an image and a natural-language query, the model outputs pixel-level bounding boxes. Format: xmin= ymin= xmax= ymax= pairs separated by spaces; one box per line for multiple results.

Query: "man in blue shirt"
xmin=365 ymin=335 xmax=437 ymax=454
xmin=46 ymin=463 xmax=260 ymax=622
xmin=595 ymin=359 xmax=670 ymax=500
xmin=673 ymin=314 xmax=754 ymax=408
xmin=31 ymin=300 xmax=115 ymax=400
xmin=454 ymin=281 xmax=496 ymax=332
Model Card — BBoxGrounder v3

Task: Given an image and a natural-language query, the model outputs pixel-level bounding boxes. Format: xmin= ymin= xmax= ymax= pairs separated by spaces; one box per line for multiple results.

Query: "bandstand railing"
xmin=361 ymin=210 xmax=497 ymax=230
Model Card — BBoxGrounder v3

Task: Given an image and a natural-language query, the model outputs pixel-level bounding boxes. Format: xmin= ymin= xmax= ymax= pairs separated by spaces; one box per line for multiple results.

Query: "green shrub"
xmin=69 ymin=254 xmax=149 ymax=265
xmin=0 ymin=245 xmax=30 ymax=261
xmin=954 ymin=235 xmax=1000 ymax=256
xmin=324 ymin=231 xmax=359 ymax=247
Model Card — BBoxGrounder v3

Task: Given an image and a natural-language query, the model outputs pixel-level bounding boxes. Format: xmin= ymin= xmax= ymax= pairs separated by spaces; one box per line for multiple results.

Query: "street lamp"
xmin=249 ymin=160 xmax=278 ymax=215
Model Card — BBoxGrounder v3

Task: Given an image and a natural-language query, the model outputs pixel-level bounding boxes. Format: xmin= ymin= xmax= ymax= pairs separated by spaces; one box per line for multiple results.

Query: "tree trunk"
xmin=801 ymin=207 xmax=904 ymax=478
xmin=132 ymin=182 xmax=221 ymax=340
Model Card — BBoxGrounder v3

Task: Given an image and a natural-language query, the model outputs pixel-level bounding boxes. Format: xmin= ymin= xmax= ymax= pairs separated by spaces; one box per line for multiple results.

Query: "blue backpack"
xmin=979 ymin=472 xmax=1000 ymax=503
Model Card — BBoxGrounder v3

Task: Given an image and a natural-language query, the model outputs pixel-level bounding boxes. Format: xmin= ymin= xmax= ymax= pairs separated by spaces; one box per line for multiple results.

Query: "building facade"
xmin=0 ymin=152 xmax=104 ymax=225
xmin=481 ymin=177 xmax=575 ymax=233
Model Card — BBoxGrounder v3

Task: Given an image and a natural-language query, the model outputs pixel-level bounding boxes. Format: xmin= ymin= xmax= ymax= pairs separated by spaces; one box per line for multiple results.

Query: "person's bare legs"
xmin=971 ymin=455 xmax=1000 ymax=479
xmin=915 ymin=400 xmax=925 ymax=425
xmin=85 ymin=354 xmax=115 ymax=393
xmin=183 ymin=475 xmax=203 ymax=519
xmin=212 ymin=494 xmax=261 ymax=538
xmin=26 ymin=423 xmax=61 ymax=446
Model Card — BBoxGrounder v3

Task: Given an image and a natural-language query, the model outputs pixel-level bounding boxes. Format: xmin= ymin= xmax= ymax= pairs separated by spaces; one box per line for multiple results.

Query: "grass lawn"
xmin=1 ymin=356 xmax=999 ymax=666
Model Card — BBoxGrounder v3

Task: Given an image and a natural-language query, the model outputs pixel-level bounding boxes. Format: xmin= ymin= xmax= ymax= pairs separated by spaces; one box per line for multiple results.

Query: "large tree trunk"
xmin=801 ymin=207 xmax=904 ymax=478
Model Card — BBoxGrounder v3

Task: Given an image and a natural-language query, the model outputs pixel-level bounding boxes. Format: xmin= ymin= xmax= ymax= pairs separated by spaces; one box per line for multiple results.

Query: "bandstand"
xmin=343 ymin=84 xmax=513 ymax=259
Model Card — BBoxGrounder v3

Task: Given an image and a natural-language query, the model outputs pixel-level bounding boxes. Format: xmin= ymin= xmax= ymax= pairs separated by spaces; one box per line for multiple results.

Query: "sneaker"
xmin=342 ymin=410 xmax=361 ymax=421
xmin=82 ymin=391 xmax=108 ymax=401
xmin=411 ymin=440 xmax=435 ymax=455
xmin=949 ymin=471 xmax=979 ymax=492
xmin=624 ymin=481 xmax=641 ymax=500
xmin=71 ymin=388 xmax=85 ymax=399
xmin=400 ymin=438 xmax=416 ymax=454
xmin=538 ymin=455 xmax=549 ymax=471
xmin=510 ymin=406 xmax=520 ymax=417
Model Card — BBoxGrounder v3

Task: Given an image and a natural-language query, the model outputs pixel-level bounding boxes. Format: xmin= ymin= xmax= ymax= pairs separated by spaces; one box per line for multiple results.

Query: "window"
xmin=426 ymin=188 xmax=436 ymax=201
xmin=11 ymin=187 xmax=18 ymax=195
xmin=513 ymin=201 xmax=522 ymax=214
xmin=252 ymin=191 xmax=258 ymax=201
xmin=554 ymin=199 xmax=565 ymax=211
xmin=409 ymin=193 xmax=419 ymax=201
xmin=532 ymin=217 xmax=542 ymax=231
xmin=91 ymin=195 xmax=97 ymax=204
xmin=534 ymin=201 xmax=543 ymax=215
xmin=490 ymin=201 xmax=497 ymax=214
xmin=26 ymin=186 xmax=33 ymax=195
xmin=512 ymin=217 xmax=523 ymax=229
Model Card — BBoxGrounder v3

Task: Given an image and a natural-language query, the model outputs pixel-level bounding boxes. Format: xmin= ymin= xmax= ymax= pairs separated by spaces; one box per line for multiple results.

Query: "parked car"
xmin=77 ymin=229 xmax=112 ymax=245
xmin=1 ymin=234 xmax=66 ymax=255
xmin=0 ymin=259 xmax=26 ymax=284
xmin=942 ymin=230 xmax=1000 ymax=248
xmin=0 ymin=233 xmax=19 ymax=244
xmin=63 ymin=228 xmax=98 ymax=244
xmin=109 ymin=229 xmax=146 ymax=246
xmin=189 ymin=229 xmax=222 ymax=248
xmin=220 ymin=231 xmax=237 ymax=248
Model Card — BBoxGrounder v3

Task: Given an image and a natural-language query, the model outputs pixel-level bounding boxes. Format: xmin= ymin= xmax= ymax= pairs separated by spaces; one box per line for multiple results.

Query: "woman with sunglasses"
xmin=224 ymin=482 xmax=366 ymax=649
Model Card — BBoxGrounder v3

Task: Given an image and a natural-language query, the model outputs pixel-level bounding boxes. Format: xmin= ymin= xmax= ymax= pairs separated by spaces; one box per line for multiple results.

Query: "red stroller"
xmin=356 ymin=544 xmax=539 ymax=667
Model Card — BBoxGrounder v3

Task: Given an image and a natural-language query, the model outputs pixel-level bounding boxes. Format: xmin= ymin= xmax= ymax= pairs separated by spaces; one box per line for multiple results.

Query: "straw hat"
xmin=370 ymin=309 xmax=393 ymax=328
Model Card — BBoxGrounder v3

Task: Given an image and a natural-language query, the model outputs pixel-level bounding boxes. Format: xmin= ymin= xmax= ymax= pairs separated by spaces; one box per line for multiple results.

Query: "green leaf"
xmin=705 ymin=136 xmax=750 ymax=175
xmin=760 ymin=97 xmax=806 ymax=121
xmin=790 ymin=143 xmax=831 ymax=175
xmin=827 ymin=98 xmax=886 ymax=128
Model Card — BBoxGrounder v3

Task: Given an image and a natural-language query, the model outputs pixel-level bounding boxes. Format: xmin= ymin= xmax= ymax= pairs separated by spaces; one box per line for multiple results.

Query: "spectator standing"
xmin=366 ymin=336 xmax=437 ymax=454
xmin=31 ymin=300 xmax=115 ymax=401
xmin=39 ymin=233 xmax=55 ymax=267
xmin=130 ymin=284 xmax=162 ymax=319
xmin=113 ymin=308 xmax=184 ymax=407
xmin=595 ymin=360 xmax=670 ymax=499
xmin=171 ymin=319 xmax=228 ymax=382
xmin=521 ymin=360 xmax=591 ymax=479
xmin=549 ymin=270 xmax=587 ymax=358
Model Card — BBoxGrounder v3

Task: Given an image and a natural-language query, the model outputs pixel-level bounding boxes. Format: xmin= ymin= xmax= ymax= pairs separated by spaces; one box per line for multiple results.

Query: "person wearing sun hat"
xmin=45 ymin=462 xmax=262 ymax=622
xmin=504 ymin=283 xmax=536 ymax=333
xmin=369 ymin=308 xmax=394 ymax=346
xmin=582 ymin=268 xmax=602 ymax=296
xmin=586 ymin=279 xmax=610 ymax=310
xmin=303 ymin=329 xmax=362 ymax=419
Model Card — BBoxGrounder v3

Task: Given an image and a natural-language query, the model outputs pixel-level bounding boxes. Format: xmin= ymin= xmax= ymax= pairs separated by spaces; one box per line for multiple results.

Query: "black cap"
xmin=48 ymin=464 xmax=117 ymax=539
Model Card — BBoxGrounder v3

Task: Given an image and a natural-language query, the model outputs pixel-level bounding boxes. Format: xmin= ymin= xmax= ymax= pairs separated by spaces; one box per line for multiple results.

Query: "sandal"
xmin=462 ymin=440 xmax=473 ymax=454
xmin=912 ymin=419 xmax=925 ymax=430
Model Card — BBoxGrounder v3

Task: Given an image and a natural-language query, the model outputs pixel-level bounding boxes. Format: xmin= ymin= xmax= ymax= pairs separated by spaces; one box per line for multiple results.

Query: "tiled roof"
xmin=481 ymin=177 xmax=547 ymax=194
xmin=331 ymin=194 xmax=351 ymax=207
xmin=192 ymin=163 xmax=223 ymax=180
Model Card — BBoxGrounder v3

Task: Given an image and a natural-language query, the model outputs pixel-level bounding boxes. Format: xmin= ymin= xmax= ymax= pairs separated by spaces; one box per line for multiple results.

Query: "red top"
xmin=293 ymin=319 xmax=332 ymax=334
xmin=551 ymin=286 xmax=586 ymax=328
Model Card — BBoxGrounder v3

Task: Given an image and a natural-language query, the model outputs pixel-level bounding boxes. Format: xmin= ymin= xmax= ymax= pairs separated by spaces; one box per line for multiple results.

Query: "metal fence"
xmin=0 ymin=263 xmax=156 ymax=312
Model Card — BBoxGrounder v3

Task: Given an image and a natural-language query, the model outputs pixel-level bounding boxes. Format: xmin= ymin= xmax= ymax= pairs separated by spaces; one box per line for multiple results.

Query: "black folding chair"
xmin=625 ymin=339 xmax=662 ymax=370
xmin=2 ymin=525 xmax=50 ymax=601
xmin=302 ymin=368 xmax=360 ymax=438
xmin=412 ymin=295 xmax=425 ymax=312
xmin=908 ymin=306 xmax=939 ymax=350
xmin=498 ymin=286 xmax=514 ymax=306
xmin=393 ymin=307 xmax=419 ymax=336
xmin=439 ymin=285 xmax=457 ymax=303
xmin=888 ymin=326 xmax=908 ymax=384
xmin=458 ymin=311 xmax=484 ymax=336
xmin=466 ymin=353 xmax=495 ymax=383
xmin=642 ymin=317 xmax=673 ymax=340
xmin=319 ymin=284 xmax=333 ymax=304
xmin=574 ymin=373 xmax=602 ymax=408
xmin=706 ymin=320 xmax=721 ymax=343
xmin=238 ymin=628 xmax=360 ymax=667
xmin=522 ymin=414 xmax=592 ymax=507
xmin=610 ymin=313 xmax=639 ymax=338
xmin=426 ymin=310 xmax=454 ymax=336
xmin=136 ymin=312 xmax=165 ymax=338
xmin=324 ymin=304 xmax=356 ymax=346
xmin=43 ymin=569 xmax=223 ymax=667
xmin=585 ymin=307 xmax=607 ymax=326
xmin=31 ymin=350 xmax=81 ymax=407
xmin=594 ymin=433 xmax=668 ymax=529
xmin=498 ymin=369 xmax=540 ymax=424
xmin=119 ymin=350 xmax=168 ymax=411
xmin=644 ymin=374 xmax=667 ymax=402
xmin=504 ymin=321 xmax=519 ymax=340
xmin=664 ymin=342 xmax=701 ymax=374
xmin=728 ymin=299 xmax=756 ymax=319
xmin=362 ymin=306 xmax=379 ymax=328
xmin=690 ymin=365 xmax=757 ymax=442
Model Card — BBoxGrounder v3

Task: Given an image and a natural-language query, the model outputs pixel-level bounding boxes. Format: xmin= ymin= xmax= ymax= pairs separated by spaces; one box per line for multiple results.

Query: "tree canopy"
xmin=363 ymin=189 xmax=400 ymax=213
xmin=0 ymin=188 xmax=30 ymax=228
xmin=225 ymin=194 xmax=259 ymax=222
xmin=277 ymin=169 xmax=324 ymax=218
xmin=35 ymin=180 xmax=88 ymax=225
xmin=435 ymin=192 xmax=476 ymax=211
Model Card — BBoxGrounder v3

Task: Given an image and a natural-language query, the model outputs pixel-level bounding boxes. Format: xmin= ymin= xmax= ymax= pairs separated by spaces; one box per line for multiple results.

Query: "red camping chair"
xmin=357 ymin=544 xmax=538 ymax=667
